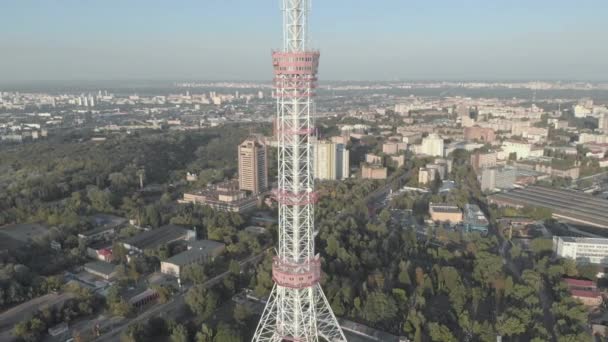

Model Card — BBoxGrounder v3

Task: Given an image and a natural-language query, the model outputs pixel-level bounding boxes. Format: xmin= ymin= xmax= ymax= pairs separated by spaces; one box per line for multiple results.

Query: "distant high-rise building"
xmin=599 ymin=113 xmax=608 ymax=133
xmin=238 ymin=137 xmax=268 ymax=194
xmin=313 ymin=140 xmax=349 ymax=180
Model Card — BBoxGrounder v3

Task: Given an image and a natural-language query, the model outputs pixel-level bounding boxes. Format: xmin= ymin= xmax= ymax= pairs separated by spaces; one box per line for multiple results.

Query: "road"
xmin=366 ymin=168 xmax=416 ymax=216
xmin=93 ymin=251 xmax=266 ymax=341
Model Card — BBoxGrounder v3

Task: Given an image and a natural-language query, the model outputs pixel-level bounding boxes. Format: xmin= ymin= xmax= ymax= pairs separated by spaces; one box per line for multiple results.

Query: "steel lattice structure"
xmin=252 ymin=1 xmax=347 ymax=341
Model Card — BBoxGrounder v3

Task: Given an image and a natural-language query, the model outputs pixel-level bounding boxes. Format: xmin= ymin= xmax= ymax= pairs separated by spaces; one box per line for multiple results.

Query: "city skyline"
xmin=2 ymin=0 xmax=607 ymax=82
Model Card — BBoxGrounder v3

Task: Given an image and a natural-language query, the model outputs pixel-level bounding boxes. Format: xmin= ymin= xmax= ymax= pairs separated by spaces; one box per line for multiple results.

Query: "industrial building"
xmin=78 ymin=225 xmax=117 ymax=244
xmin=160 ymin=240 xmax=225 ymax=277
xmin=78 ymin=214 xmax=127 ymax=244
xmin=489 ymin=186 xmax=608 ymax=228
xmin=553 ymin=236 xmax=608 ymax=265
xmin=121 ymin=224 xmax=194 ymax=253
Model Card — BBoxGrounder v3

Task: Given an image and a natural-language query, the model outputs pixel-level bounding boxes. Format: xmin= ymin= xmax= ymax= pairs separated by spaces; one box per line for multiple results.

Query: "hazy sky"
xmin=1 ymin=0 xmax=607 ymax=81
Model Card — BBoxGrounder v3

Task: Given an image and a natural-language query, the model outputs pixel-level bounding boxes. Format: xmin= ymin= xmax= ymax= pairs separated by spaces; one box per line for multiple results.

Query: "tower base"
xmin=253 ymin=283 xmax=347 ymax=342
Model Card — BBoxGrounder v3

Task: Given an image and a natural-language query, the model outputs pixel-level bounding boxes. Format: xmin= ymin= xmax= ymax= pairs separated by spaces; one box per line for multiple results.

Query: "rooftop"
xmin=489 ymin=186 xmax=608 ymax=228
xmin=563 ymin=278 xmax=596 ymax=288
xmin=557 ymin=236 xmax=608 ymax=245
xmin=464 ymin=204 xmax=489 ymax=226
xmin=429 ymin=203 xmax=461 ymax=213
xmin=164 ymin=240 xmax=225 ymax=266
xmin=79 ymin=224 xmax=116 ymax=238
xmin=123 ymin=224 xmax=190 ymax=251
xmin=84 ymin=261 xmax=116 ymax=276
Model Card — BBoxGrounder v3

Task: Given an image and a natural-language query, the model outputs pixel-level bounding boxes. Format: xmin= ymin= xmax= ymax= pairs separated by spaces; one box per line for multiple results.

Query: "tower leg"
xmin=252 ymin=283 xmax=347 ymax=342
xmin=314 ymin=284 xmax=347 ymax=342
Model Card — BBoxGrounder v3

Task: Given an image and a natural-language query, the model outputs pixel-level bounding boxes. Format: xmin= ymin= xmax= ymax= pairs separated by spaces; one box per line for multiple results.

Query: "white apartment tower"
xmin=313 ymin=141 xmax=349 ymax=180
xmin=420 ymin=133 xmax=444 ymax=157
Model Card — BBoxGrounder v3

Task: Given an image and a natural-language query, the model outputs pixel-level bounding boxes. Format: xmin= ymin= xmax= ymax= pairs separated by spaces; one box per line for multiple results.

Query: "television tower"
xmin=253 ymin=1 xmax=347 ymax=341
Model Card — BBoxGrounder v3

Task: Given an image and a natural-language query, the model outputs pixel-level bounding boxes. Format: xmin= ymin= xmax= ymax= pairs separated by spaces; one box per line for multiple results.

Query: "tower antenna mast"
xmin=253 ymin=0 xmax=347 ymax=341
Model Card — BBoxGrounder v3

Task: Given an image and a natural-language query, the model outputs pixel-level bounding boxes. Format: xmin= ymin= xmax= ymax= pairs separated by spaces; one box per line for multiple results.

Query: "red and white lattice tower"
xmin=252 ymin=1 xmax=347 ymax=341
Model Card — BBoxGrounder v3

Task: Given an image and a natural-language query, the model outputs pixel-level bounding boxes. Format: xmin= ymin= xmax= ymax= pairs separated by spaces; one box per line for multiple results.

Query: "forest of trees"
xmin=0 ymin=123 xmax=595 ymax=341
xmin=249 ymin=158 xmax=590 ymax=341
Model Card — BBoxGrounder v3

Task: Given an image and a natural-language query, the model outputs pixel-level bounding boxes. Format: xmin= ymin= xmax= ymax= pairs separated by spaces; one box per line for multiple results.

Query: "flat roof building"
xmin=553 ymin=236 xmax=608 ymax=265
xmin=463 ymin=204 xmax=489 ymax=234
xmin=160 ymin=240 xmax=225 ymax=277
xmin=181 ymin=180 xmax=258 ymax=213
xmin=429 ymin=203 xmax=463 ymax=224
xmin=489 ymin=186 xmax=608 ymax=228
xmin=361 ymin=164 xmax=388 ymax=180
xmin=313 ymin=140 xmax=350 ymax=180
xmin=122 ymin=224 xmax=193 ymax=253
xmin=84 ymin=261 xmax=117 ymax=280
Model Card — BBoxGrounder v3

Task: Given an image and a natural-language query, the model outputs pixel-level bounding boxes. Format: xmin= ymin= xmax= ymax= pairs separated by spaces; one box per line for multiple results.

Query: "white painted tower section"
xmin=252 ymin=0 xmax=347 ymax=341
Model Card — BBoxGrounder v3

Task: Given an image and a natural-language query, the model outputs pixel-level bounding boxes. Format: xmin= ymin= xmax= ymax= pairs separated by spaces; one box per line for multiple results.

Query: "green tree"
xmin=185 ymin=285 xmax=218 ymax=320
xmin=213 ymin=323 xmax=242 ymax=342
xmin=428 ymin=322 xmax=457 ymax=342
xmin=362 ymin=291 xmax=398 ymax=324
xmin=170 ymin=324 xmax=189 ymax=342
xmin=233 ymin=303 xmax=252 ymax=324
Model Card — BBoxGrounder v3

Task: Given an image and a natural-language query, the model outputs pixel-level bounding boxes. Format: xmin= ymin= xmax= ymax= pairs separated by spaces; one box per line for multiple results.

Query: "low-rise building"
xmin=390 ymin=155 xmax=405 ymax=168
xmin=502 ymin=140 xmax=533 ymax=160
xmin=382 ymin=142 xmax=399 ymax=155
xmin=365 ymin=153 xmax=383 ymax=165
xmin=464 ymin=126 xmax=496 ymax=143
xmin=553 ymin=236 xmax=608 ymax=265
xmin=83 ymin=261 xmax=117 ymax=280
xmin=429 ymin=203 xmax=463 ymax=224
xmin=87 ymin=242 xmax=114 ymax=262
xmin=563 ymin=278 xmax=602 ymax=307
xmin=79 ymin=214 xmax=127 ymax=244
xmin=514 ymin=158 xmax=580 ymax=180
xmin=122 ymin=224 xmax=194 ymax=254
xmin=78 ymin=225 xmax=116 ymax=244
xmin=418 ymin=167 xmax=434 ymax=185
xmin=361 ymin=164 xmax=388 ymax=180
xmin=180 ymin=180 xmax=258 ymax=213
xmin=463 ymin=204 xmax=489 ymax=234
xmin=160 ymin=240 xmax=226 ymax=277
